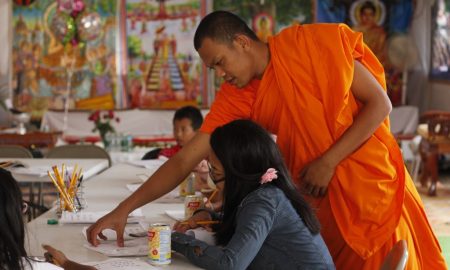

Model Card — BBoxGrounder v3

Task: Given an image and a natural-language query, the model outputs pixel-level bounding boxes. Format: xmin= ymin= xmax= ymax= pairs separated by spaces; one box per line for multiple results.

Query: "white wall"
xmin=429 ymin=82 xmax=450 ymax=110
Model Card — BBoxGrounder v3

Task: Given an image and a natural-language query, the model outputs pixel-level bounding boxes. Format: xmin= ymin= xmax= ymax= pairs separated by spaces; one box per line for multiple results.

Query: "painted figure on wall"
xmin=351 ymin=0 xmax=387 ymax=64
xmin=12 ymin=0 xmax=118 ymax=118
xmin=126 ymin=0 xmax=207 ymax=109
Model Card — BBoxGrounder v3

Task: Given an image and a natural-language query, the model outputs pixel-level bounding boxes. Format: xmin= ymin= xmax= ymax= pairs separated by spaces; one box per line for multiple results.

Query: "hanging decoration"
xmin=49 ymin=0 xmax=104 ymax=132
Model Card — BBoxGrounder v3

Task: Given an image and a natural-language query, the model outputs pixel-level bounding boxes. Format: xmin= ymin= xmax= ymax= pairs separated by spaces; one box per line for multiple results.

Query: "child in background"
xmin=141 ymin=105 xmax=215 ymax=193
xmin=172 ymin=120 xmax=335 ymax=270
xmin=0 ymin=168 xmax=95 ymax=270
xmin=142 ymin=105 xmax=204 ymax=159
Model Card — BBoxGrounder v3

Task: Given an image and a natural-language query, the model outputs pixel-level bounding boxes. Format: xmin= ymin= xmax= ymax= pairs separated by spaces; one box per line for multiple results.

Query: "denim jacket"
xmin=172 ymin=185 xmax=335 ymax=270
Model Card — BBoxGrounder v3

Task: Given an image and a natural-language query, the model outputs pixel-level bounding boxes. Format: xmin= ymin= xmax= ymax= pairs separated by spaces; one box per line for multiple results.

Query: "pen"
xmin=180 ymin=220 xmax=219 ymax=225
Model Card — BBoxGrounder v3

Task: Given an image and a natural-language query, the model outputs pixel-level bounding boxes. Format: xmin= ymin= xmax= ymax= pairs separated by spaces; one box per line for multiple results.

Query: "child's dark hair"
xmin=0 ymin=168 xmax=30 ymax=270
xmin=210 ymin=119 xmax=320 ymax=246
xmin=173 ymin=106 xmax=203 ymax=130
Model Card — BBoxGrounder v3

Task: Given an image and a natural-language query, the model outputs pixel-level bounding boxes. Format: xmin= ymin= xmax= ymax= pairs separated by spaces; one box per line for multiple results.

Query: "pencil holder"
xmin=55 ymin=181 xmax=86 ymax=217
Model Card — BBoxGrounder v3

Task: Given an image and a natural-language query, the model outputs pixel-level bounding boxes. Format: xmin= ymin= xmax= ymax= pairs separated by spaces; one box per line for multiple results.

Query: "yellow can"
xmin=148 ymin=223 xmax=171 ymax=265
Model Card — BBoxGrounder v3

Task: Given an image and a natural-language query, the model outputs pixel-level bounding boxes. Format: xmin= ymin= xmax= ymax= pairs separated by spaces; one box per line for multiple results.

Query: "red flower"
xmin=108 ymin=110 xmax=114 ymax=119
xmin=88 ymin=110 xmax=100 ymax=122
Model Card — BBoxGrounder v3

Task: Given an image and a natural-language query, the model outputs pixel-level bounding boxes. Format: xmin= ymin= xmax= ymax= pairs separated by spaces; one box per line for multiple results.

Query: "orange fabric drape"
xmin=201 ymin=24 xmax=446 ymax=269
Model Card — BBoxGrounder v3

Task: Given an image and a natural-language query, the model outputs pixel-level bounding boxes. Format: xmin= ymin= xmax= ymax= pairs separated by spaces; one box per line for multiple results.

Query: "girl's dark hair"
xmin=210 ymin=120 xmax=320 ymax=246
xmin=0 ymin=168 xmax=29 ymax=270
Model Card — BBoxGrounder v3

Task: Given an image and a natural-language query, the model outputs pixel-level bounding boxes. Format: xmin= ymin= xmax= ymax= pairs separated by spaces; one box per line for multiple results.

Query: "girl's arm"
xmin=172 ymin=196 xmax=276 ymax=270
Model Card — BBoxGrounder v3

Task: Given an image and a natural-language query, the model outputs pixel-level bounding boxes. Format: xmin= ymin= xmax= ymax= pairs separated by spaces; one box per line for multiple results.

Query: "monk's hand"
xmin=300 ymin=157 xmax=336 ymax=197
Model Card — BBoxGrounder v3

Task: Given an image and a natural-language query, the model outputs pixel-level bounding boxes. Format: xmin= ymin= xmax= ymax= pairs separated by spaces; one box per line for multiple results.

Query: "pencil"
xmin=47 ymin=171 xmax=75 ymax=212
xmin=180 ymin=220 xmax=219 ymax=225
xmin=205 ymin=189 xmax=218 ymax=209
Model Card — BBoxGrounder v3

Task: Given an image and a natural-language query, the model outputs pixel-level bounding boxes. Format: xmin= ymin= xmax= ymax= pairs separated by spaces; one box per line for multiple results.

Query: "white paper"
xmin=60 ymin=209 xmax=143 ymax=224
xmin=186 ymin=228 xmax=216 ymax=246
xmin=12 ymin=166 xmax=74 ymax=177
xmin=126 ymin=184 xmax=182 ymax=203
xmin=126 ymin=159 xmax=166 ymax=172
xmin=126 ymin=183 xmax=141 ymax=192
xmin=165 ymin=210 xmax=185 ymax=221
xmin=84 ymin=237 xmax=148 ymax=257
xmin=82 ymin=226 xmax=146 ymax=241
xmin=85 ymin=258 xmax=157 ymax=270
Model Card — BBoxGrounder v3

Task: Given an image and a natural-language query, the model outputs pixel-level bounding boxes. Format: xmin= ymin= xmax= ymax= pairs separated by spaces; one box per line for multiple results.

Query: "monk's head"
xmin=194 ymin=11 xmax=266 ymax=88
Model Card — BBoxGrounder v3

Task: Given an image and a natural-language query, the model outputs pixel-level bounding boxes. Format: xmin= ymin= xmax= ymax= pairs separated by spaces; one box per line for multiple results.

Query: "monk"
xmin=87 ymin=11 xmax=447 ymax=269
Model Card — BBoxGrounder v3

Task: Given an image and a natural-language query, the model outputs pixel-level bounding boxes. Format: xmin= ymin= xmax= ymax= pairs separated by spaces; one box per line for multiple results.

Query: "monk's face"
xmin=198 ymin=37 xmax=255 ymax=88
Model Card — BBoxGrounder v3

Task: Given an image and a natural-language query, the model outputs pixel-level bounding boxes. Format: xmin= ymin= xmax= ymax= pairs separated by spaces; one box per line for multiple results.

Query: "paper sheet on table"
xmin=84 ymin=237 xmax=148 ymax=257
xmin=60 ymin=208 xmax=143 ymax=224
xmin=85 ymin=258 xmax=157 ymax=270
xmin=186 ymin=228 xmax=216 ymax=246
xmin=165 ymin=210 xmax=185 ymax=221
xmin=82 ymin=226 xmax=146 ymax=241
xmin=126 ymin=184 xmax=182 ymax=203
xmin=126 ymin=158 xmax=166 ymax=173
xmin=11 ymin=166 xmax=74 ymax=177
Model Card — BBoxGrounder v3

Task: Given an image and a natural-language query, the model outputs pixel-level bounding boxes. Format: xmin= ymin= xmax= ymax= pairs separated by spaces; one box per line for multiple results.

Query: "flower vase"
xmin=100 ymin=131 xmax=111 ymax=150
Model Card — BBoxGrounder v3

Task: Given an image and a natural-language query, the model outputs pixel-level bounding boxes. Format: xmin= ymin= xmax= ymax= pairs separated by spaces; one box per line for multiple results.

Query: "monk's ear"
xmin=233 ymin=34 xmax=251 ymax=51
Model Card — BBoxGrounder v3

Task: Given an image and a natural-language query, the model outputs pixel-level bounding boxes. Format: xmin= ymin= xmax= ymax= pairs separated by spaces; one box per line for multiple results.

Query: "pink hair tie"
xmin=260 ymin=168 xmax=278 ymax=184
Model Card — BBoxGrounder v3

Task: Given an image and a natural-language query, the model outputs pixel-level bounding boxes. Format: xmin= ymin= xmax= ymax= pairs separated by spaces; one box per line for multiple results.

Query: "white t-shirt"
xmin=22 ymin=258 xmax=63 ymax=270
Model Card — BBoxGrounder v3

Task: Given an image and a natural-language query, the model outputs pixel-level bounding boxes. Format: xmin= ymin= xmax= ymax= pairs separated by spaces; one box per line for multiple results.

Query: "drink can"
xmin=148 ymin=223 xmax=171 ymax=265
xmin=184 ymin=194 xmax=204 ymax=219
xmin=179 ymin=173 xmax=195 ymax=197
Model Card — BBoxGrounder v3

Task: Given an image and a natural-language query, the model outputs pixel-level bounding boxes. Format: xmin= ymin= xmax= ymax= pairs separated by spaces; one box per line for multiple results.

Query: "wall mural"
xmin=316 ymin=0 xmax=414 ymax=106
xmin=125 ymin=0 xmax=208 ymax=109
xmin=12 ymin=0 xmax=118 ymax=119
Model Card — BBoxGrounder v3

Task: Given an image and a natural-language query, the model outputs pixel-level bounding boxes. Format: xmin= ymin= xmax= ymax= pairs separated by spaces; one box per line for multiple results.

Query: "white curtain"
xmin=407 ymin=0 xmax=433 ymax=112
xmin=0 ymin=0 xmax=11 ymax=102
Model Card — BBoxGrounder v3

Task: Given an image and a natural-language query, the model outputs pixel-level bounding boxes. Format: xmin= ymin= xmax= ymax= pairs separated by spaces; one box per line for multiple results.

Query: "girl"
xmin=172 ymin=119 xmax=335 ymax=270
xmin=0 ymin=168 xmax=95 ymax=270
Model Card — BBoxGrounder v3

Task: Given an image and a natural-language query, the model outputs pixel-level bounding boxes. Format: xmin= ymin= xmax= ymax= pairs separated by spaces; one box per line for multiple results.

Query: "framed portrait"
xmin=431 ymin=0 xmax=450 ymax=81
xmin=315 ymin=0 xmax=414 ymax=106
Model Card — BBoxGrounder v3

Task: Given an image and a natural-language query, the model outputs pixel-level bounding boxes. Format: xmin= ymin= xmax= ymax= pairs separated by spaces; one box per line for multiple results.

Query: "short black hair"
xmin=360 ymin=1 xmax=376 ymax=14
xmin=173 ymin=106 xmax=203 ymax=130
xmin=194 ymin=10 xmax=259 ymax=51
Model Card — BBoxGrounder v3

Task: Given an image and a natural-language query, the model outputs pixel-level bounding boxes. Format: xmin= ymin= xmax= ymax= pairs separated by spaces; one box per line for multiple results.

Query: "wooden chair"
xmin=46 ymin=144 xmax=112 ymax=167
xmin=417 ymin=111 xmax=450 ymax=196
xmin=0 ymin=145 xmax=33 ymax=158
xmin=380 ymin=240 xmax=408 ymax=270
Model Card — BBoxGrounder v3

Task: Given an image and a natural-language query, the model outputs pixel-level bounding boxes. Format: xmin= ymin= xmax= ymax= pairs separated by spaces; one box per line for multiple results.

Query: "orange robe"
xmin=200 ymin=24 xmax=447 ymax=269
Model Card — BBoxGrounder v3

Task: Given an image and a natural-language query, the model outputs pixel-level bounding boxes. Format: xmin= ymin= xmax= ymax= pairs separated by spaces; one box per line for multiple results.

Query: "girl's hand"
xmin=42 ymin=244 xmax=68 ymax=267
xmin=172 ymin=210 xmax=213 ymax=233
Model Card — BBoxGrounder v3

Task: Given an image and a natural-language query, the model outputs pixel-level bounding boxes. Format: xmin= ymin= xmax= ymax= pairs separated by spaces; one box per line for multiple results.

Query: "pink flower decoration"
xmin=260 ymin=168 xmax=278 ymax=184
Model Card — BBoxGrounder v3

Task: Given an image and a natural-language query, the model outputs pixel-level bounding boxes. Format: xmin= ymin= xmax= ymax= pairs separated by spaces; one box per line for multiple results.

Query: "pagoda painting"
xmin=126 ymin=0 xmax=208 ymax=109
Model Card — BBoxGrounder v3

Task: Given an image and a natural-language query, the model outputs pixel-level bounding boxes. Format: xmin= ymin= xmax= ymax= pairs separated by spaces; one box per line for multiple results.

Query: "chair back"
xmin=46 ymin=145 xmax=111 ymax=167
xmin=380 ymin=240 xmax=408 ymax=270
xmin=420 ymin=111 xmax=450 ymax=141
xmin=0 ymin=145 xmax=33 ymax=158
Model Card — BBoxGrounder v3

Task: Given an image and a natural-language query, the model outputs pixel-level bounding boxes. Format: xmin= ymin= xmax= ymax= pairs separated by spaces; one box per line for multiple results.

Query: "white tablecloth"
xmin=41 ymin=109 xmax=209 ymax=137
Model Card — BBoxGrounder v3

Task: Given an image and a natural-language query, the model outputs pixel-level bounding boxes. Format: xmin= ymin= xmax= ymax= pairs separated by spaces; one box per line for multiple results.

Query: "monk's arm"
xmin=322 ymin=60 xmax=392 ymax=167
xmin=119 ymin=132 xmax=211 ymax=213
xmin=87 ymin=132 xmax=210 ymax=246
xmin=301 ymin=60 xmax=391 ymax=197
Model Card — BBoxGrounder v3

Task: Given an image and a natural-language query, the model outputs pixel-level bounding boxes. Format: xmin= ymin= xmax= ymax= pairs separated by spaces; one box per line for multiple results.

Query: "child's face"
xmin=173 ymin=118 xmax=196 ymax=147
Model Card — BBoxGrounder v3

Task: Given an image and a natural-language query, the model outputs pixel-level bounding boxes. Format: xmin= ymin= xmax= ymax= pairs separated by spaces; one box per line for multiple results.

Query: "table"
xmin=25 ymin=163 xmax=200 ymax=269
xmin=0 ymin=131 xmax=60 ymax=148
xmin=1 ymin=158 xmax=109 ymax=217
xmin=0 ymin=158 xmax=109 ymax=183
